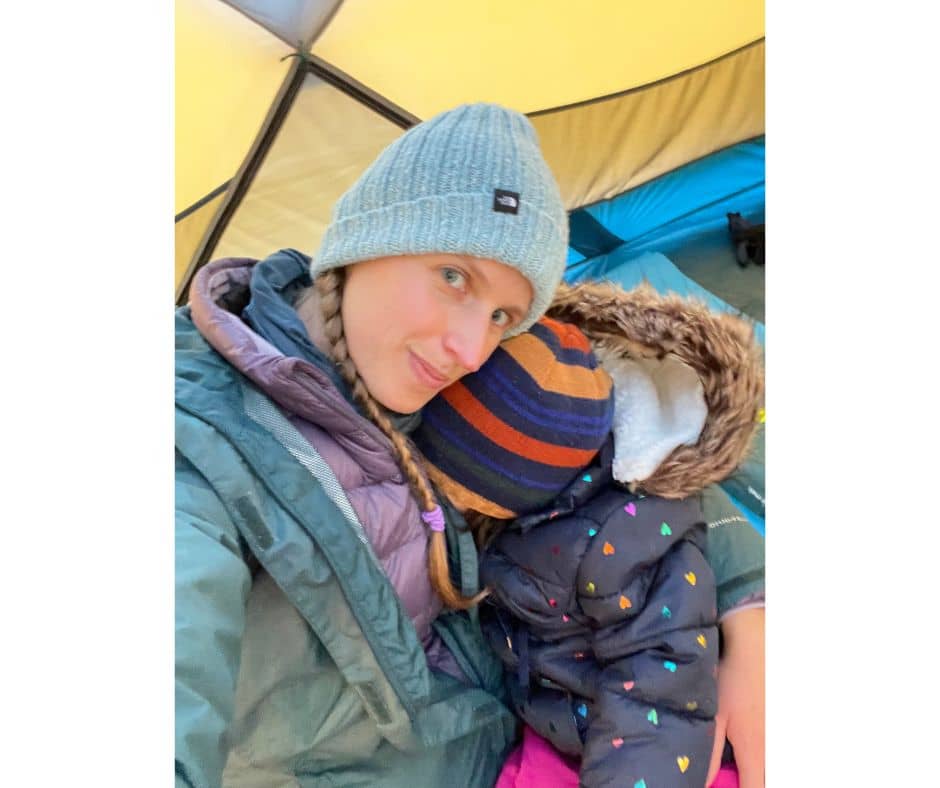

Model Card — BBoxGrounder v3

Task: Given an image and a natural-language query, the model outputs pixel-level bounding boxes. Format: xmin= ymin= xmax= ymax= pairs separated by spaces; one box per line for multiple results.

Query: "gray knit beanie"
xmin=311 ymin=103 xmax=568 ymax=335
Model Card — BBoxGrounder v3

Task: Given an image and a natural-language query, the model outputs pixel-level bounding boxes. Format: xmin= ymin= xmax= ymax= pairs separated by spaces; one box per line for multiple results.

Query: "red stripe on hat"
xmin=539 ymin=317 xmax=593 ymax=352
xmin=440 ymin=382 xmax=598 ymax=469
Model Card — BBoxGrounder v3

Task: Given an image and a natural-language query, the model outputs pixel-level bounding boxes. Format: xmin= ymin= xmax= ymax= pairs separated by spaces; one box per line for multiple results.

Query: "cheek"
xmin=391 ymin=286 xmax=439 ymax=330
xmin=361 ymin=284 xmax=443 ymax=349
xmin=341 ymin=275 xmax=451 ymax=410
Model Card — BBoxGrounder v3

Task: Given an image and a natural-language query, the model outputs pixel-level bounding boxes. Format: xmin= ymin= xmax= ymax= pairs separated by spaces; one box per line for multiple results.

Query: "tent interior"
xmin=175 ymin=0 xmax=766 ymax=529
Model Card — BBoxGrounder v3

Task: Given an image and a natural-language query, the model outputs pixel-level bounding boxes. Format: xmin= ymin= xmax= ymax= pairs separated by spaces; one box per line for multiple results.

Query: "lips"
xmin=408 ymin=351 xmax=450 ymax=389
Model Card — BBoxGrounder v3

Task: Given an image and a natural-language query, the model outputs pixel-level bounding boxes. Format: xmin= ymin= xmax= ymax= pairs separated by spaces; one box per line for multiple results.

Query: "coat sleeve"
xmin=700 ymin=484 xmax=765 ymax=617
xmin=175 ymin=452 xmax=252 ymax=788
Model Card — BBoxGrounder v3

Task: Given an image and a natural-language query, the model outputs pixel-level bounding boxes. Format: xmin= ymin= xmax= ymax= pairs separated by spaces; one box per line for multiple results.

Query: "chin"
xmin=392 ymin=393 xmax=433 ymax=415
xmin=373 ymin=385 xmax=431 ymax=416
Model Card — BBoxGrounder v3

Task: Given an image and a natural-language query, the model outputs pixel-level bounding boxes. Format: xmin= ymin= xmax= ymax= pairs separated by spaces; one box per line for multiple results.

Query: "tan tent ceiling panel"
xmin=311 ymin=0 xmax=764 ymax=118
xmin=533 ymin=40 xmax=765 ymax=210
xmin=214 ymin=75 xmax=405 ymax=262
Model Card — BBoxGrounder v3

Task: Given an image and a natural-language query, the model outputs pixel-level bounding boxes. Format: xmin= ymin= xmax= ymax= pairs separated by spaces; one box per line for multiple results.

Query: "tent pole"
xmin=176 ymin=55 xmax=307 ymax=305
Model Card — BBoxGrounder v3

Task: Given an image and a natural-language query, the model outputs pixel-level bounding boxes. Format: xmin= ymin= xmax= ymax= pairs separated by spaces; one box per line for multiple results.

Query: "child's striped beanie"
xmin=414 ymin=318 xmax=614 ymax=518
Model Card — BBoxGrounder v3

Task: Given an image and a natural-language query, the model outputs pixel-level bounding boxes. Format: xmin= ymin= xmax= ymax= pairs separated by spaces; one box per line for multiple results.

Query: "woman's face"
xmin=341 ymin=254 xmax=534 ymax=413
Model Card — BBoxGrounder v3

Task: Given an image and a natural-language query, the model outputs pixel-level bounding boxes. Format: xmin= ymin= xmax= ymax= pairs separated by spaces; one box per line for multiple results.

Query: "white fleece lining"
xmin=596 ymin=350 xmax=708 ymax=485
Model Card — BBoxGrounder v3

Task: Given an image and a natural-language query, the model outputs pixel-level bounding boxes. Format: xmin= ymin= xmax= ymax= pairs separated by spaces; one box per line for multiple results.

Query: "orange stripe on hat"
xmin=540 ymin=317 xmax=592 ymax=352
xmin=502 ymin=334 xmax=613 ymax=400
xmin=441 ymin=382 xmax=599 ymax=469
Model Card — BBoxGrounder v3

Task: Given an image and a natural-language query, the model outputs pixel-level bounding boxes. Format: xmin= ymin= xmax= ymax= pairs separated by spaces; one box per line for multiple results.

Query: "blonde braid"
xmin=315 ymin=269 xmax=486 ymax=610
xmin=463 ymin=510 xmax=511 ymax=552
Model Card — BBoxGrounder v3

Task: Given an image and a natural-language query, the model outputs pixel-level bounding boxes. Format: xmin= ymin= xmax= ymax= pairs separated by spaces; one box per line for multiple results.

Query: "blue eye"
xmin=442 ymin=267 xmax=466 ymax=289
xmin=492 ymin=309 xmax=510 ymax=328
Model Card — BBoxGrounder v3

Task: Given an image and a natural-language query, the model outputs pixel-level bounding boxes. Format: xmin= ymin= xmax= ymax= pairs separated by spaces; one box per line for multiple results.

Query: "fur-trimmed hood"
xmin=546 ymin=280 xmax=764 ymax=499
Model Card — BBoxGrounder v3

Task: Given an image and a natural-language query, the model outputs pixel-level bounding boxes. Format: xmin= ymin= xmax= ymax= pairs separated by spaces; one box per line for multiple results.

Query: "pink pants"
xmin=495 ymin=726 xmax=739 ymax=788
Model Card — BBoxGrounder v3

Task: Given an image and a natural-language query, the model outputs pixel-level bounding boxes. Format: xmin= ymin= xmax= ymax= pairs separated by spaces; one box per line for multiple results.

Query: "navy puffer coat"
xmin=480 ymin=437 xmax=718 ymax=787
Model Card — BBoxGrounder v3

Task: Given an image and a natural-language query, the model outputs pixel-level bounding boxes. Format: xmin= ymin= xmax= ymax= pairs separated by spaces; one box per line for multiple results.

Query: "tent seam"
xmin=528 ymin=38 xmax=765 ymax=118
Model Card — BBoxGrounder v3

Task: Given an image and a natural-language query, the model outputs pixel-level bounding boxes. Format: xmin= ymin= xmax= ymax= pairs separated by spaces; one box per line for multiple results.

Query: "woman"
xmin=176 ymin=103 xmax=764 ymax=788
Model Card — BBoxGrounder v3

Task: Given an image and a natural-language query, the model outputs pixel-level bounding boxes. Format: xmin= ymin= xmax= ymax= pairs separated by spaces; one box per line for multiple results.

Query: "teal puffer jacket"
xmin=176 ymin=305 xmax=516 ymax=788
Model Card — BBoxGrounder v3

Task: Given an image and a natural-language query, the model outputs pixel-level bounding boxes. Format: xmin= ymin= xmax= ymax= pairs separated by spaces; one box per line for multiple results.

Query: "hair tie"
xmin=421 ymin=506 xmax=446 ymax=533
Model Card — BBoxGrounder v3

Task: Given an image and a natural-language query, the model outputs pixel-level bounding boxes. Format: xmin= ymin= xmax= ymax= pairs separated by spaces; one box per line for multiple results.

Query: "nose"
xmin=442 ymin=309 xmax=492 ymax=373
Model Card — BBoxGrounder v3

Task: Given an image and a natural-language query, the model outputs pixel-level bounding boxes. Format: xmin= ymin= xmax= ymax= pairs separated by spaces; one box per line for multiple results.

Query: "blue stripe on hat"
xmin=528 ymin=320 xmax=601 ymax=368
xmin=527 ymin=321 xmax=598 ymax=369
xmin=421 ymin=406 xmax=580 ymax=493
xmin=461 ymin=350 xmax=613 ymax=444
xmin=420 ymin=433 xmax=559 ymax=515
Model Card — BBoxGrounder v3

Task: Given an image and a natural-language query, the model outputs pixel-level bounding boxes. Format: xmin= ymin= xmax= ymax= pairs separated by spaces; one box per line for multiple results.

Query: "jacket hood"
xmin=546 ymin=280 xmax=764 ymax=499
xmin=185 ymin=254 xmax=409 ymax=482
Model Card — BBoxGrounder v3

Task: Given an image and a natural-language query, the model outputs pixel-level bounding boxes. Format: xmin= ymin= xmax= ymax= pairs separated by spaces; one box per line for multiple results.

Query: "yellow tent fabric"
xmin=174 ymin=0 xmax=294 ymax=289
xmin=312 ymin=0 xmax=763 ymax=117
xmin=176 ymin=0 xmax=764 ymax=302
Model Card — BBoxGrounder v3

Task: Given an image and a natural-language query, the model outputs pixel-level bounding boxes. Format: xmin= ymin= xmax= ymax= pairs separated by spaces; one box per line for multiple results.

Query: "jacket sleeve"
xmin=580 ymin=530 xmax=719 ymax=787
xmin=700 ymin=484 xmax=765 ymax=618
xmin=175 ymin=452 xmax=252 ymax=788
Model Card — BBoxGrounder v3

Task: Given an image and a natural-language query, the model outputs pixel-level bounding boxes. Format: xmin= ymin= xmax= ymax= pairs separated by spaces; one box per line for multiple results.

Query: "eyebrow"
xmin=460 ymin=256 xmax=529 ymax=322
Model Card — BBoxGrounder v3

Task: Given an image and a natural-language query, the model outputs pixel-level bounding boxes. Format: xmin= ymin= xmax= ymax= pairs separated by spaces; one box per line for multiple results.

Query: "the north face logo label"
xmin=493 ymin=189 xmax=520 ymax=214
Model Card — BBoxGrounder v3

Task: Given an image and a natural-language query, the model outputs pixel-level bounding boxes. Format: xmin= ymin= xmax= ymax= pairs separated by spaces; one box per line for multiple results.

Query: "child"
xmin=413 ymin=294 xmax=763 ymax=787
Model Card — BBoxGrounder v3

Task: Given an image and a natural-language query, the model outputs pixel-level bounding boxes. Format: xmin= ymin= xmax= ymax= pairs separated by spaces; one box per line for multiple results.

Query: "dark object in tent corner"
xmin=727 ymin=212 xmax=765 ymax=267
